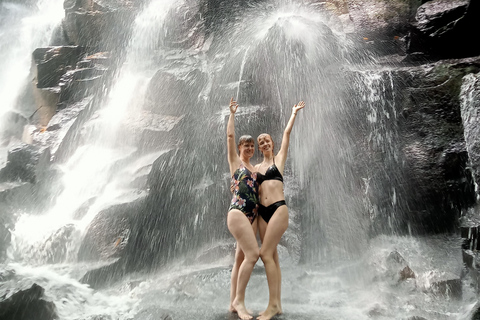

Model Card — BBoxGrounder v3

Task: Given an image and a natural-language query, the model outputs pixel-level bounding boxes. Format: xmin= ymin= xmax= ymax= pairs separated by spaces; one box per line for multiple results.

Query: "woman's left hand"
xmin=293 ymin=101 xmax=305 ymax=114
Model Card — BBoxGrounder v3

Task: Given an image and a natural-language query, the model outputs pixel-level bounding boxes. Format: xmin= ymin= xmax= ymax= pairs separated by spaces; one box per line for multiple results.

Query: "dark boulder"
xmin=79 ymin=259 xmax=127 ymax=289
xmin=33 ymin=46 xmax=87 ymax=89
xmin=350 ymin=57 xmax=480 ymax=234
xmin=408 ymin=0 xmax=480 ymax=59
xmin=0 ymin=283 xmax=58 ymax=320
xmin=0 ymin=143 xmax=50 ymax=184
xmin=424 ymin=272 xmax=462 ymax=299
xmin=77 ymin=201 xmax=140 ymax=262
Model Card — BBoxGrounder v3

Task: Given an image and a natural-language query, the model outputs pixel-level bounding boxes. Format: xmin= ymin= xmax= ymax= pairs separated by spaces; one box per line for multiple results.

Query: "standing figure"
xmin=255 ymin=101 xmax=305 ymax=320
xmin=226 ymin=97 xmax=259 ymax=320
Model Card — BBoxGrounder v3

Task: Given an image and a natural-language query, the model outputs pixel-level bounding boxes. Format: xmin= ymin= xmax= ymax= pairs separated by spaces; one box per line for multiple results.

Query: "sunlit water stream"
xmin=1 ymin=0 xmax=478 ymax=319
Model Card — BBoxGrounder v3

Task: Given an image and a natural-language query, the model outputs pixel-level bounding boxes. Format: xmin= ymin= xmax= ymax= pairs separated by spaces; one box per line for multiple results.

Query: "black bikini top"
xmin=256 ymin=163 xmax=284 ymax=185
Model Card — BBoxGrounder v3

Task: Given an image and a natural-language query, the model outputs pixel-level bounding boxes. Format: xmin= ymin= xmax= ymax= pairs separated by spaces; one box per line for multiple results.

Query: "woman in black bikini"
xmin=255 ymin=101 xmax=305 ymax=320
xmin=227 ymin=97 xmax=259 ymax=320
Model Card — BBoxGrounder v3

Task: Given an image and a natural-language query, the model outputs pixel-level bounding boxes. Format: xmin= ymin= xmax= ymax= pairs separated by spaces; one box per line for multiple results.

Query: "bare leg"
xmin=228 ymin=210 xmax=259 ymax=320
xmin=258 ymin=218 xmax=282 ymax=316
xmin=230 ymin=245 xmax=244 ymax=312
xmin=273 ymin=249 xmax=282 ymax=314
xmin=257 ymin=206 xmax=288 ymax=320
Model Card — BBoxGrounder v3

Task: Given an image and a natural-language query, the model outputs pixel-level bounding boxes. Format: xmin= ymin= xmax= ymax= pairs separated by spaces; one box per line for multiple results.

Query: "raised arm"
xmin=276 ymin=101 xmax=305 ymax=168
xmin=227 ymin=98 xmax=240 ymax=174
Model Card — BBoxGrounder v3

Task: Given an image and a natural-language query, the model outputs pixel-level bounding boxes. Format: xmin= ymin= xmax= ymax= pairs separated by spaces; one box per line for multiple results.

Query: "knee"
xmin=259 ymin=250 xmax=274 ymax=264
xmin=245 ymin=249 xmax=259 ymax=264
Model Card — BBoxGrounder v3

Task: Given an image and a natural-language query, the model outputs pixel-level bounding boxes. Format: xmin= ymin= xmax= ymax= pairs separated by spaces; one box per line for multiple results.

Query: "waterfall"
xmin=0 ymin=0 xmax=64 ymax=170
xmin=10 ymin=0 xmax=183 ymax=266
xmin=1 ymin=0 xmax=478 ymax=319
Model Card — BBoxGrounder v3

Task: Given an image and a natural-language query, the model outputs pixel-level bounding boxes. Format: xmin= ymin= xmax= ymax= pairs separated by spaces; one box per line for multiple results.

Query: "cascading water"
xmin=0 ymin=0 xmax=64 ymax=165
xmin=2 ymin=0 xmax=479 ymax=319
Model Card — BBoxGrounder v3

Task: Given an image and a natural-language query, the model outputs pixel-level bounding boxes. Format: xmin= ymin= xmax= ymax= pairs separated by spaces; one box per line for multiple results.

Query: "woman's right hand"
xmin=229 ymin=97 xmax=239 ymax=114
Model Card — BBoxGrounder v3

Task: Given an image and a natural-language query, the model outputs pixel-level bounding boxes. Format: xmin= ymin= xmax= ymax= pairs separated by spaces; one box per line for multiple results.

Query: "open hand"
xmin=229 ymin=97 xmax=239 ymax=113
xmin=293 ymin=101 xmax=305 ymax=114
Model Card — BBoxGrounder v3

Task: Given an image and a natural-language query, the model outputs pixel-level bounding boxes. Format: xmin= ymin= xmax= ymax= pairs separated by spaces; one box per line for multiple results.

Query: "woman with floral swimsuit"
xmin=227 ymin=97 xmax=259 ymax=320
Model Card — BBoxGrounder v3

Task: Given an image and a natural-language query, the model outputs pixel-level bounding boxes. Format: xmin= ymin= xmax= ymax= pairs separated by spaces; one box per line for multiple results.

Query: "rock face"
xmin=2 ymin=0 xmax=480 ymax=286
xmin=343 ymin=59 xmax=479 ymax=235
xmin=78 ymin=201 xmax=138 ymax=262
xmin=0 ymin=283 xmax=58 ymax=320
xmin=408 ymin=0 xmax=480 ymax=59
xmin=0 ymin=143 xmax=50 ymax=184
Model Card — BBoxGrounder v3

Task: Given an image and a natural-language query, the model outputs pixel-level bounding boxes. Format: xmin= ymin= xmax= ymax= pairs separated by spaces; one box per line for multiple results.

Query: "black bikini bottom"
xmin=258 ymin=200 xmax=286 ymax=223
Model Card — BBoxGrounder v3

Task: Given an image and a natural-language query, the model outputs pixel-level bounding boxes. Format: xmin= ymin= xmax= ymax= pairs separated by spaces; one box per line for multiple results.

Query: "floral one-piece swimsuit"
xmin=228 ymin=163 xmax=258 ymax=224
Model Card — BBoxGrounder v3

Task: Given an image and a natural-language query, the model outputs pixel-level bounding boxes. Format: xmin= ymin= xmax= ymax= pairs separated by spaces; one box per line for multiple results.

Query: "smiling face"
xmin=238 ymin=135 xmax=255 ymax=159
xmin=257 ymin=133 xmax=274 ymax=155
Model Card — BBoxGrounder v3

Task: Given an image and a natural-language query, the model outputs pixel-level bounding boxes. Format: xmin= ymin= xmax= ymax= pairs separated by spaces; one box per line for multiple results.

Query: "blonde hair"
xmin=257 ymin=133 xmax=274 ymax=152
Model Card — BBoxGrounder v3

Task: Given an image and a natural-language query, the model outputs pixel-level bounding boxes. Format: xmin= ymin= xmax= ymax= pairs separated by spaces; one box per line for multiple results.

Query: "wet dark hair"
xmin=238 ymin=135 xmax=254 ymax=148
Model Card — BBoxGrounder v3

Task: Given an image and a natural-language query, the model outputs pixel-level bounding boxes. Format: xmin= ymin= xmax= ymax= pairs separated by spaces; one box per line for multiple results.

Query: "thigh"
xmin=258 ymin=216 xmax=268 ymax=243
xmin=228 ymin=209 xmax=258 ymax=254
xmin=260 ymin=205 xmax=288 ymax=256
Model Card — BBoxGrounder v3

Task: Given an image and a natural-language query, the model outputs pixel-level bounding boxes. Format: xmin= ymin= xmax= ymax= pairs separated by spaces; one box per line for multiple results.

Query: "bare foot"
xmin=259 ymin=305 xmax=282 ymax=316
xmin=232 ymin=300 xmax=253 ymax=320
xmin=256 ymin=306 xmax=281 ymax=320
xmin=229 ymin=305 xmax=237 ymax=313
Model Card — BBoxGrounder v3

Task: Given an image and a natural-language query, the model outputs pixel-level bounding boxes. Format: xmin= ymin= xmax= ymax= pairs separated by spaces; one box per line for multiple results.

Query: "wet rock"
xmin=130 ymin=111 xmax=186 ymax=152
xmin=346 ymin=0 xmax=415 ymax=56
xmin=0 ymin=143 xmax=50 ymax=184
xmin=77 ymin=201 xmax=141 ymax=262
xmin=0 ymin=283 xmax=58 ymax=320
xmin=73 ymin=197 xmax=97 ymax=220
xmin=460 ymin=71 xmax=480 ymax=188
xmin=386 ymin=250 xmax=416 ymax=282
xmin=408 ymin=0 xmax=480 ymax=59
xmin=62 ymin=9 xmax=137 ymax=51
xmin=0 ymin=268 xmax=16 ymax=282
xmin=79 ymin=259 xmax=126 ymax=289
xmin=32 ymin=87 xmax=61 ymax=127
xmin=420 ymin=271 xmax=462 ymax=299
xmin=133 ymin=306 xmax=173 ymax=320
xmin=57 ymin=66 xmax=107 ymax=105
xmin=367 ymin=303 xmax=387 ymax=317
xmin=32 ymin=97 xmax=93 ymax=162
xmin=162 ymin=0 xmax=206 ymax=50
xmin=40 ymin=224 xmax=77 ymax=264
xmin=351 ymin=57 xmax=480 ymax=234
xmin=400 ymin=265 xmax=416 ymax=280
xmin=33 ymin=46 xmax=87 ymax=89
xmin=144 ymin=69 xmax=207 ymax=116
